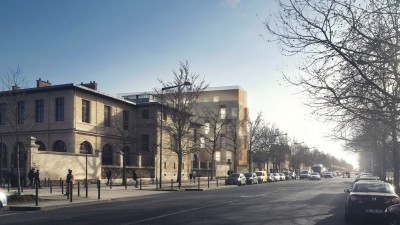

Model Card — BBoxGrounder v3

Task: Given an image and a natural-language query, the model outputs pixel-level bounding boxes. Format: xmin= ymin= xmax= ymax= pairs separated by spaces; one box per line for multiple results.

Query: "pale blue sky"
xmin=0 ymin=0 xmax=358 ymax=168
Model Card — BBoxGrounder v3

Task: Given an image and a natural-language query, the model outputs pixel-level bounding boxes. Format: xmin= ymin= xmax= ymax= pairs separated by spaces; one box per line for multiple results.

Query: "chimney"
xmin=81 ymin=81 xmax=98 ymax=90
xmin=36 ymin=78 xmax=51 ymax=88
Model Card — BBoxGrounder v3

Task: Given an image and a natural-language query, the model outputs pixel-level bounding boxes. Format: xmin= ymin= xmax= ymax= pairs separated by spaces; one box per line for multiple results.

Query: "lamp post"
xmin=159 ymin=81 xmax=191 ymax=189
xmin=80 ymin=142 xmax=88 ymax=198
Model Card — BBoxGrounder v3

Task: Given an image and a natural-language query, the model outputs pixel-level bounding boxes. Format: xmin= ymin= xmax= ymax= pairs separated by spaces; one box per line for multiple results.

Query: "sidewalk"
xmin=3 ymin=177 xmax=235 ymax=211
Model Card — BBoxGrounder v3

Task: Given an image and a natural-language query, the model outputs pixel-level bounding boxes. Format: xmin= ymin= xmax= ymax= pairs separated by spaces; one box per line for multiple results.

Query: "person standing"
xmin=28 ymin=168 xmax=35 ymax=188
xmin=65 ymin=169 xmax=74 ymax=195
xmin=34 ymin=169 xmax=41 ymax=189
xmin=132 ymin=170 xmax=138 ymax=188
xmin=106 ymin=169 xmax=111 ymax=185
xmin=189 ymin=171 xmax=193 ymax=181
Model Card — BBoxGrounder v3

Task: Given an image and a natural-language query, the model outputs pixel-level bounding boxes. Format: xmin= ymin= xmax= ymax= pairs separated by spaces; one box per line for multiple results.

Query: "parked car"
xmin=309 ymin=172 xmax=321 ymax=180
xmin=0 ymin=188 xmax=7 ymax=208
xmin=324 ymin=172 xmax=334 ymax=178
xmin=225 ymin=173 xmax=246 ymax=186
xmin=255 ymin=171 xmax=267 ymax=183
xmin=244 ymin=172 xmax=258 ymax=185
xmin=354 ymin=175 xmax=380 ymax=184
xmin=267 ymin=173 xmax=276 ymax=182
xmin=283 ymin=171 xmax=292 ymax=180
xmin=290 ymin=171 xmax=297 ymax=180
xmin=385 ymin=203 xmax=400 ymax=225
xmin=272 ymin=173 xmax=281 ymax=181
xmin=344 ymin=180 xmax=399 ymax=223
xmin=279 ymin=173 xmax=286 ymax=181
xmin=299 ymin=171 xmax=311 ymax=179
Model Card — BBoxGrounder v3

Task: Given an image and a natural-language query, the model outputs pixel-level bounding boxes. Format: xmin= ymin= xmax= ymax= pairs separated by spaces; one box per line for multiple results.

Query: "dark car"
xmin=244 ymin=172 xmax=258 ymax=185
xmin=344 ymin=180 xmax=399 ymax=223
xmin=225 ymin=173 xmax=246 ymax=186
xmin=354 ymin=175 xmax=380 ymax=183
xmin=283 ymin=171 xmax=292 ymax=180
xmin=385 ymin=203 xmax=400 ymax=225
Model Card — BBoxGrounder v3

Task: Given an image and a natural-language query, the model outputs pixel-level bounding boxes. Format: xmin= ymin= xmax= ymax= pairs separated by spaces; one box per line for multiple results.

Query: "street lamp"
xmin=159 ymin=81 xmax=191 ymax=189
xmin=80 ymin=142 xmax=88 ymax=198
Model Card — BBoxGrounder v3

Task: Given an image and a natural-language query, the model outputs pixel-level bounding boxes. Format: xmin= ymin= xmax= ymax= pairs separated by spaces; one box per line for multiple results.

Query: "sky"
xmin=0 ymin=0 xmax=359 ymax=168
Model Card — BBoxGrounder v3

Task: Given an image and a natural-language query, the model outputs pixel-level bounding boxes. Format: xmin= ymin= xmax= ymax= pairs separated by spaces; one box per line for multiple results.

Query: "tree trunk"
xmin=391 ymin=127 xmax=399 ymax=192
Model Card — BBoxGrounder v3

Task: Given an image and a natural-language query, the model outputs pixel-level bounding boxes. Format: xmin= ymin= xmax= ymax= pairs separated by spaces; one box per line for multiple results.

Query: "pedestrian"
xmin=227 ymin=170 xmax=230 ymax=175
xmin=192 ymin=170 xmax=196 ymax=183
xmin=132 ymin=170 xmax=138 ymax=188
xmin=106 ymin=169 xmax=111 ymax=185
xmin=65 ymin=169 xmax=74 ymax=195
xmin=28 ymin=168 xmax=35 ymax=188
xmin=34 ymin=169 xmax=41 ymax=189
xmin=189 ymin=171 xmax=193 ymax=181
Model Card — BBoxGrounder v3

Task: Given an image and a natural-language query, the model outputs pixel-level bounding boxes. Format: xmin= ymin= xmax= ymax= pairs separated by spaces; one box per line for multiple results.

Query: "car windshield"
xmin=244 ymin=173 xmax=252 ymax=177
xmin=300 ymin=171 xmax=308 ymax=174
xmin=353 ymin=182 xmax=394 ymax=193
xmin=255 ymin=172 xmax=262 ymax=176
xmin=229 ymin=174 xmax=239 ymax=178
xmin=311 ymin=172 xmax=319 ymax=175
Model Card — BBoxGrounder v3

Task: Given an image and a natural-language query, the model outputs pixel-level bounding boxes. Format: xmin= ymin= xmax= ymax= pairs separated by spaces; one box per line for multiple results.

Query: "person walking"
xmin=132 ymin=170 xmax=138 ymax=188
xmin=65 ymin=169 xmax=74 ymax=195
xmin=106 ymin=169 xmax=111 ymax=185
xmin=28 ymin=168 xmax=35 ymax=188
xmin=189 ymin=171 xmax=193 ymax=181
xmin=192 ymin=170 xmax=196 ymax=183
xmin=34 ymin=169 xmax=41 ymax=189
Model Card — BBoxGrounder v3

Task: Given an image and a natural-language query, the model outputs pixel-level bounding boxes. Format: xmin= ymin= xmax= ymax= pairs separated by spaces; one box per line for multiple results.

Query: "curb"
xmin=184 ymin=188 xmax=203 ymax=191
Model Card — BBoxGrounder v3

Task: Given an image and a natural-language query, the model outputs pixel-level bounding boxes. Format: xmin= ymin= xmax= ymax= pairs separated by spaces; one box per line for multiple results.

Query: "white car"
xmin=309 ymin=172 xmax=321 ymax=180
xmin=0 ymin=188 xmax=7 ymax=208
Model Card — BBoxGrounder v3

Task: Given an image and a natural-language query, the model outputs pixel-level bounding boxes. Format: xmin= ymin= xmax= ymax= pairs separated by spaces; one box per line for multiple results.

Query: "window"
xmin=35 ymin=141 xmax=46 ymax=151
xmin=231 ymin=107 xmax=238 ymax=118
xmin=200 ymin=137 xmax=205 ymax=148
xmin=17 ymin=101 xmax=25 ymax=124
xmin=0 ymin=103 xmax=6 ymax=125
xmin=213 ymin=96 xmax=219 ymax=102
xmin=102 ymin=144 xmax=113 ymax=165
xmin=204 ymin=123 xmax=210 ymax=134
xmin=220 ymin=135 xmax=226 ymax=148
xmin=55 ymin=98 xmax=64 ymax=121
xmin=141 ymin=135 xmax=149 ymax=151
xmin=79 ymin=141 xmax=92 ymax=154
xmin=53 ymin=140 xmax=66 ymax=152
xmin=82 ymin=99 xmax=90 ymax=123
xmin=36 ymin=99 xmax=44 ymax=123
xmin=104 ymin=105 xmax=111 ymax=127
xmin=220 ymin=107 xmax=226 ymax=119
xmin=142 ymin=108 xmax=149 ymax=119
xmin=215 ymin=151 xmax=221 ymax=162
xmin=123 ymin=110 xmax=129 ymax=130
xmin=0 ymin=143 xmax=7 ymax=168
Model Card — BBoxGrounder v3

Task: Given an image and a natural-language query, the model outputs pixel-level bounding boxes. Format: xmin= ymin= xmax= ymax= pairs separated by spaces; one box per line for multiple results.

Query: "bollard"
xmin=35 ymin=180 xmax=39 ymax=206
xmin=208 ymin=176 xmax=210 ymax=189
xmin=110 ymin=179 xmax=112 ymax=189
xmin=78 ymin=182 xmax=80 ymax=197
xmin=61 ymin=181 xmax=64 ymax=195
xmin=70 ymin=184 xmax=73 ymax=202
xmin=85 ymin=179 xmax=88 ymax=198
xmin=125 ymin=179 xmax=127 ymax=190
xmin=171 ymin=179 xmax=173 ymax=190
xmin=156 ymin=178 xmax=158 ymax=190
xmin=217 ymin=177 xmax=219 ymax=187
xmin=21 ymin=179 xmax=24 ymax=192
xmin=7 ymin=179 xmax=10 ymax=192
xmin=50 ymin=180 xmax=52 ymax=194
xmin=225 ymin=176 xmax=227 ymax=186
xmin=198 ymin=177 xmax=200 ymax=189
xmin=60 ymin=178 xmax=62 ymax=188
xmin=140 ymin=179 xmax=142 ymax=190
xmin=97 ymin=180 xmax=101 ymax=199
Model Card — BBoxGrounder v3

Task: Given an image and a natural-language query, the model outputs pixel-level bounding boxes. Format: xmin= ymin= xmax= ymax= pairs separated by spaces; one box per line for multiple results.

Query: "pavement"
xmin=2 ymin=177 xmax=235 ymax=211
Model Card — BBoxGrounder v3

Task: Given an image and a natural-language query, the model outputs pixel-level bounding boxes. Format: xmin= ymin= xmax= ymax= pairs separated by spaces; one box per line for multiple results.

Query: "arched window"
xmin=102 ymin=144 xmax=113 ymax=165
xmin=80 ymin=141 xmax=93 ymax=154
xmin=35 ymin=141 xmax=46 ymax=151
xmin=53 ymin=140 xmax=66 ymax=152
xmin=0 ymin=143 xmax=7 ymax=168
xmin=122 ymin=146 xmax=130 ymax=166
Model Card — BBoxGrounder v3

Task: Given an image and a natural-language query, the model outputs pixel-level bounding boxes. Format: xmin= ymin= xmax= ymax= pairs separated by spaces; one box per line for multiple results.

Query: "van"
xmin=255 ymin=171 xmax=268 ymax=183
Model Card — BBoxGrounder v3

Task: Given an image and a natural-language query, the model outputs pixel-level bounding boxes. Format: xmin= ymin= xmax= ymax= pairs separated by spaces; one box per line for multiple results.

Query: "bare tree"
xmin=226 ymin=116 xmax=245 ymax=173
xmin=155 ymin=61 xmax=208 ymax=188
xmin=247 ymin=112 xmax=264 ymax=171
xmin=265 ymin=0 xmax=400 ymax=190
xmin=0 ymin=67 xmax=33 ymax=195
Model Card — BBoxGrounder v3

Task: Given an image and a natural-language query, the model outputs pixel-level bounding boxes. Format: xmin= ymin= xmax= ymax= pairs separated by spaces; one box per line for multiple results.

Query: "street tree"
xmin=247 ymin=112 xmax=264 ymax=171
xmin=155 ymin=61 xmax=208 ymax=188
xmin=225 ymin=114 xmax=245 ymax=173
xmin=265 ymin=0 xmax=400 ymax=190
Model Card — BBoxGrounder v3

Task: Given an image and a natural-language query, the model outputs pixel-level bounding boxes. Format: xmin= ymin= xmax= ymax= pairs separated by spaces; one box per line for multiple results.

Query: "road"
xmin=0 ymin=177 xmax=385 ymax=225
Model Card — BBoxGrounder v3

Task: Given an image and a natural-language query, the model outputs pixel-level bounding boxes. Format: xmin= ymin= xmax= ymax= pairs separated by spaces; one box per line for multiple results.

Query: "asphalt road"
xmin=0 ymin=177 xmax=386 ymax=225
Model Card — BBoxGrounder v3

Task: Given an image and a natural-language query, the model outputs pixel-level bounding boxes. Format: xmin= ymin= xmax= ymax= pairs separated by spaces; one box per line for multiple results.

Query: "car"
xmin=271 ymin=173 xmax=281 ymax=181
xmin=290 ymin=171 xmax=297 ymax=180
xmin=354 ymin=175 xmax=380 ymax=183
xmin=299 ymin=171 xmax=311 ymax=179
xmin=255 ymin=171 xmax=267 ymax=183
xmin=324 ymin=172 xmax=334 ymax=178
xmin=279 ymin=173 xmax=286 ymax=181
xmin=344 ymin=180 xmax=399 ymax=223
xmin=225 ymin=173 xmax=246 ymax=186
xmin=385 ymin=203 xmax=400 ymax=225
xmin=267 ymin=173 xmax=276 ymax=182
xmin=0 ymin=188 xmax=7 ymax=208
xmin=309 ymin=172 xmax=321 ymax=180
xmin=244 ymin=172 xmax=258 ymax=185
xmin=283 ymin=171 xmax=292 ymax=180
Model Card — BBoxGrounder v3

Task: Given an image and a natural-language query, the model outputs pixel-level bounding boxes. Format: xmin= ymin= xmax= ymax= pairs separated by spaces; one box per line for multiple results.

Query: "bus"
xmin=312 ymin=164 xmax=326 ymax=176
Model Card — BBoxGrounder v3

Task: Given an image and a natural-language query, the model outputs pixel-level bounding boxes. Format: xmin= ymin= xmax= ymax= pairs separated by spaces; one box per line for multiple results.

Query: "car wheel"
xmin=387 ymin=215 xmax=400 ymax=225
